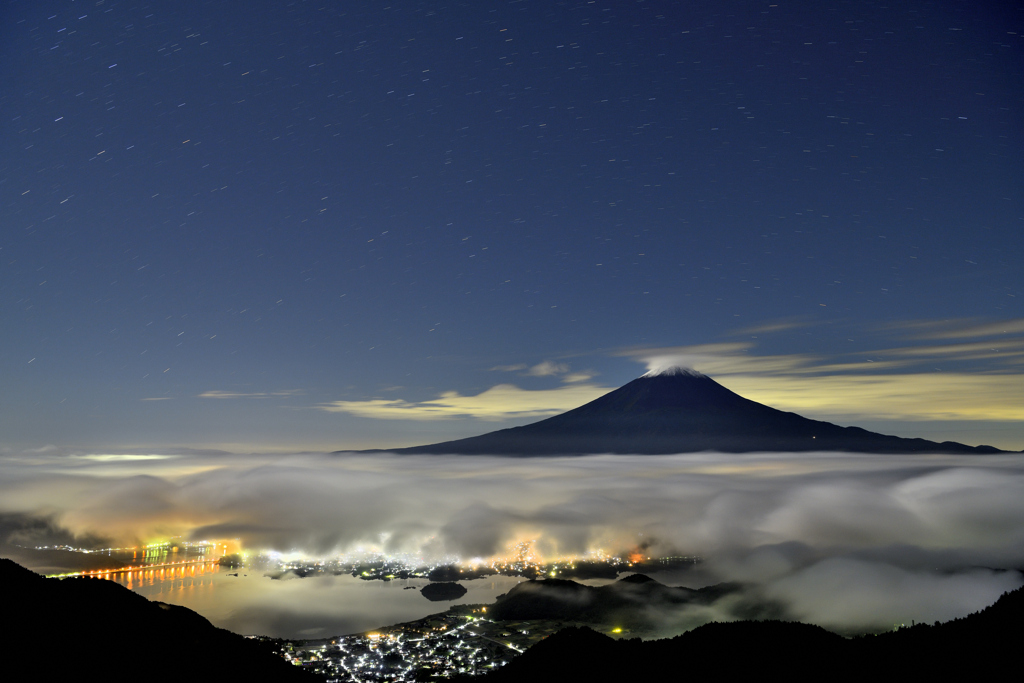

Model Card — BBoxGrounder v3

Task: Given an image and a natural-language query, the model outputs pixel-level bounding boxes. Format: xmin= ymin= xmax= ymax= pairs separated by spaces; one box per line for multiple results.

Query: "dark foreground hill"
xmin=464 ymin=582 xmax=1024 ymax=683
xmin=0 ymin=558 xmax=314 ymax=682
xmin=375 ymin=368 xmax=1005 ymax=455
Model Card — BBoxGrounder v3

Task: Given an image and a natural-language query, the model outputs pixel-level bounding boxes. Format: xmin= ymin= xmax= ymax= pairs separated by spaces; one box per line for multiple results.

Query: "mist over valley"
xmin=3 ymin=448 xmax=1023 ymax=639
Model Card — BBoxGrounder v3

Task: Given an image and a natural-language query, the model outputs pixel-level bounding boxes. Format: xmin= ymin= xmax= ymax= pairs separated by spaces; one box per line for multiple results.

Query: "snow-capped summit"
xmin=641 ymin=366 xmax=706 ymax=378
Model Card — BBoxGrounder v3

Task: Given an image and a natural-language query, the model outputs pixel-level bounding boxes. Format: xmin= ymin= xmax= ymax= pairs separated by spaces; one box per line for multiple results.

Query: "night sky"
xmin=2 ymin=0 xmax=1022 ymax=452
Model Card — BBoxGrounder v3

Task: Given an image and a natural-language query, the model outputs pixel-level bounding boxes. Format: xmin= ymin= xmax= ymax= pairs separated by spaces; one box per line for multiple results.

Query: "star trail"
xmin=1 ymin=0 xmax=1021 ymax=451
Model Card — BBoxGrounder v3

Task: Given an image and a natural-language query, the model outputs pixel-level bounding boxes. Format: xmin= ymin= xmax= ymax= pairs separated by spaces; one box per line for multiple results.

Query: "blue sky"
xmin=2 ymin=0 xmax=1022 ymax=452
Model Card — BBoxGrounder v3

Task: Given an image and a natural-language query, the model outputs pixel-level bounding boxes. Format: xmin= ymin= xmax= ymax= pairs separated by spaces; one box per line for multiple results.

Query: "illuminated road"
xmin=49 ymin=558 xmax=220 ymax=579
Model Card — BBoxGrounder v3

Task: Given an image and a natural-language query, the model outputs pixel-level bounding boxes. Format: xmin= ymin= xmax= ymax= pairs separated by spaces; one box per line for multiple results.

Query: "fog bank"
xmin=2 ymin=449 xmax=1022 ymax=632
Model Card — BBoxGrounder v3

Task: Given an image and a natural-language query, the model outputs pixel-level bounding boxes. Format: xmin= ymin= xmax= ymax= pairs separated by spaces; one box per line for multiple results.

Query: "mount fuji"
xmin=367 ymin=368 xmax=1006 ymax=456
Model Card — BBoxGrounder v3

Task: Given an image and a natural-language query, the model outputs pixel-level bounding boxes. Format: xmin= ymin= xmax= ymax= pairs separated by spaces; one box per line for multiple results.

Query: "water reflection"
xmin=113 ymin=560 xmax=219 ymax=592
xmin=103 ymin=563 xmax=536 ymax=639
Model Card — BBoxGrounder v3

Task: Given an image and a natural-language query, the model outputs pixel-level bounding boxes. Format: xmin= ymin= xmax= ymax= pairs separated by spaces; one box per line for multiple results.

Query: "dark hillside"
xmin=0 ymin=558 xmax=315 ymax=682
xmin=466 ymin=583 xmax=1024 ymax=682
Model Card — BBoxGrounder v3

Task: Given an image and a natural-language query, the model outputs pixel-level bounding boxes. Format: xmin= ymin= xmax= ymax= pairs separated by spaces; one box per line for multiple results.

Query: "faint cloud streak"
xmin=887 ymin=318 xmax=1024 ymax=341
xmin=620 ymin=321 xmax=1024 ymax=423
xmin=199 ymin=390 xmax=302 ymax=399
xmin=721 ymin=373 xmax=1024 ymax=422
xmin=318 ymin=383 xmax=614 ymax=421
xmin=525 ymin=361 xmax=570 ymax=377
xmin=732 ymin=319 xmax=814 ymax=336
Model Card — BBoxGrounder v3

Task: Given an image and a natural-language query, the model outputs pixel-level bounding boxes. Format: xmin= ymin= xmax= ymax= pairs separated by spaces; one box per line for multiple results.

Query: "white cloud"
xmin=720 ymin=373 xmax=1024 ymax=422
xmin=562 ymin=371 xmax=597 ymax=384
xmin=317 ymin=382 xmax=613 ymax=421
xmin=618 ymin=337 xmax=1024 ymax=422
xmin=71 ymin=454 xmax=179 ymax=462
xmin=489 ymin=364 xmax=527 ymax=372
xmin=199 ymin=390 xmax=301 ymax=399
xmin=5 ymin=450 xmax=1024 ymax=633
xmin=887 ymin=317 xmax=1024 ymax=341
xmin=526 ymin=361 xmax=570 ymax=377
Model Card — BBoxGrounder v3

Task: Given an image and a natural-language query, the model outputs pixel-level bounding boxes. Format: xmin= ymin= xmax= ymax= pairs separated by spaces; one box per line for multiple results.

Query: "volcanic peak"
xmin=355 ymin=369 xmax=1006 ymax=456
xmin=641 ymin=366 xmax=706 ymax=378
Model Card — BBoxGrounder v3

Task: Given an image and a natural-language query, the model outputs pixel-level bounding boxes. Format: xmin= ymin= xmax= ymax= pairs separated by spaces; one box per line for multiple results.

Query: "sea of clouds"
xmin=2 ymin=448 xmax=1022 ymax=634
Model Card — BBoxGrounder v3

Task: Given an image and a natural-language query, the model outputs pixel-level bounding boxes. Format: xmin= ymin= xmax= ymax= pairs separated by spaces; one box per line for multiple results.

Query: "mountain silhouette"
xmin=458 ymin=582 xmax=1024 ymax=683
xmin=379 ymin=368 xmax=1004 ymax=455
xmin=0 ymin=558 xmax=315 ymax=682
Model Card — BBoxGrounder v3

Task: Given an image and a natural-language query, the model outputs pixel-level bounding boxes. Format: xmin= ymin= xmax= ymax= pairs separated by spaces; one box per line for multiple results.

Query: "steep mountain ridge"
xmin=380 ymin=368 xmax=1003 ymax=455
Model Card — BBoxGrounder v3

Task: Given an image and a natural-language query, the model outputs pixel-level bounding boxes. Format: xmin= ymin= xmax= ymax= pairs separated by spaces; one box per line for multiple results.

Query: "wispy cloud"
xmin=732 ymin=319 xmax=814 ymax=336
xmin=489 ymin=364 xmax=527 ymax=372
xmin=620 ymin=340 xmax=1024 ymax=376
xmin=618 ymin=318 xmax=1024 ymax=423
xmin=71 ymin=454 xmax=179 ymax=462
xmin=492 ymin=360 xmax=593 ymax=380
xmin=199 ymin=390 xmax=302 ymax=399
xmin=886 ymin=318 xmax=1024 ymax=341
xmin=489 ymin=359 xmax=598 ymax=384
xmin=865 ymin=339 xmax=1024 ymax=362
xmin=720 ymin=373 xmax=1024 ymax=422
xmin=525 ymin=360 xmax=569 ymax=377
xmin=315 ymin=317 xmax=1023 ymax=430
xmin=616 ymin=343 xmax=810 ymax=376
xmin=562 ymin=371 xmax=597 ymax=384
xmin=317 ymin=382 xmax=613 ymax=421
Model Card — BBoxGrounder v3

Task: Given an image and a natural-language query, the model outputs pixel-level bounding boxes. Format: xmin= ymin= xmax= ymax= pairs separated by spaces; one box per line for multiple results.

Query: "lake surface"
xmin=111 ymin=564 xmax=538 ymax=638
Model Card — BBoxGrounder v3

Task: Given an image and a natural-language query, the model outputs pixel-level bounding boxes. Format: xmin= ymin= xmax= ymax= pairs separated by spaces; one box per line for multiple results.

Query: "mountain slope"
xmin=462 ymin=583 xmax=1024 ymax=683
xmin=0 ymin=558 xmax=314 ymax=681
xmin=382 ymin=368 xmax=1003 ymax=455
